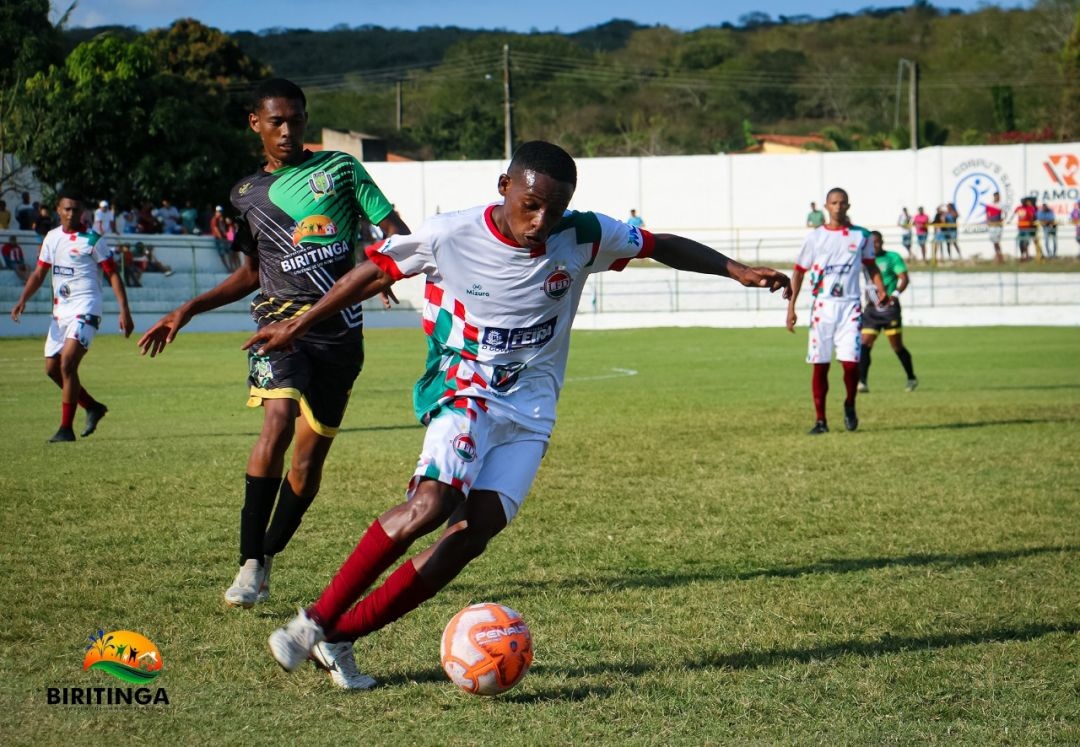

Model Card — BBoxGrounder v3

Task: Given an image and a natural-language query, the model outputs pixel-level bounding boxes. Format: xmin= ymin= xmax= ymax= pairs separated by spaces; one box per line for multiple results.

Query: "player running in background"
xmin=858 ymin=231 xmax=917 ymax=393
xmin=10 ymin=193 xmax=134 ymax=442
xmin=897 ymin=207 xmax=913 ymax=261
xmin=138 ymin=79 xmax=409 ymax=609
xmin=785 ymin=187 xmax=889 ymax=435
xmin=244 ymin=141 xmax=790 ymax=689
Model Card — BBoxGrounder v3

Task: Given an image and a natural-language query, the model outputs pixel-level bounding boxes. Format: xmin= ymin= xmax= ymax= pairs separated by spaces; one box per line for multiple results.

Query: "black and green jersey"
xmin=230 ymin=150 xmax=393 ymax=337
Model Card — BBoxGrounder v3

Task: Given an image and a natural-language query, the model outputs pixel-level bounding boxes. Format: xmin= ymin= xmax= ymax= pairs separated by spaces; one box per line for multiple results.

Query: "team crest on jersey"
xmin=543 ymin=269 xmax=572 ymax=299
xmin=292 ymin=215 xmax=338 ymax=245
xmin=308 ymin=170 xmax=335 ymax=199
xmin=58 ymin=283 xmax=72 ymax=299
xmin=452 ymin=434 xmax=477 ymax=462
xmin=237 ymin=182 xmax=253 ymax=196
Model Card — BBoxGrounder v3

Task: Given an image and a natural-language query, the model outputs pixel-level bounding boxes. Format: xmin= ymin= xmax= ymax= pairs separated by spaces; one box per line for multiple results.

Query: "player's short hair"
xmin=508 ymin=141 xmax=577 ymax=186
xmin=251 ymin=78 xmax=306 ymax=113
xmin=56 ymin=189 xmax=83 ymax=205
xmin=870 ymin=230 xmax=883 ymax=240
xmin=826 ymin=187 xmax=848 ymax=201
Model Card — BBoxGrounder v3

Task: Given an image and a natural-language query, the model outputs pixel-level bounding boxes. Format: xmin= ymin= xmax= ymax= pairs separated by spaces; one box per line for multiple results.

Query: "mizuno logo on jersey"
xmin=280 ymin=240 xmax=352 ymax=273
xmin=481 ymin=317 xmax=557 ymax=352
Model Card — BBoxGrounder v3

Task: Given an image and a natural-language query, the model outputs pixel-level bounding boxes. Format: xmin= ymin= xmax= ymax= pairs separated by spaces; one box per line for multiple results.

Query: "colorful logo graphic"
xmin=452 ymin=434 xmax=477 ymax=462
xmin=292 ymin=214 xmax=338 ymax=245
xmin=83 ymin=630 xmax=163 ymax=684
xmin=543 ymin=269 xmax=572 ymax=299
xmin=309 ymin=170 xmax=336 ymax=198
xmin=1043 ymin=154 xmax=1079 ymax=187
xmin=250 ymin=353 xmax=274 ymax=388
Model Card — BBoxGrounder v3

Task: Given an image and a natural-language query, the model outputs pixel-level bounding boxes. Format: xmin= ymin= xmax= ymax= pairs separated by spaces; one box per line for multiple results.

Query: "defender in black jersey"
xmin=138 ymin=79 xmax=409 ymax=619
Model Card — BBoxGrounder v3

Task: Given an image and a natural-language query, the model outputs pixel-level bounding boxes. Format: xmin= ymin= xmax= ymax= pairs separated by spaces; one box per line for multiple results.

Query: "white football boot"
xmin=256 ymin=555 xmax=273 ymax=603
xmin=224 ymin=558 xmax=265 ymax=608
xmin=268 ymin=608 xmax=324 ymax=671
xmin=311 ymin=640 xmax=378 ymax=690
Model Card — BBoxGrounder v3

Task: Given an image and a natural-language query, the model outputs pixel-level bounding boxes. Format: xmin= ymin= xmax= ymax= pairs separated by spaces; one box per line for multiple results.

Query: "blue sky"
xmin=58 ymin=0 xmax=1030 ymax=34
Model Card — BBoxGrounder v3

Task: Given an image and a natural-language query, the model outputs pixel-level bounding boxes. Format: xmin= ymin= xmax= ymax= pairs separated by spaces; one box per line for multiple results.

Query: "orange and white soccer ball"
xmin=440 ymin=602 xmax=533 ymax=695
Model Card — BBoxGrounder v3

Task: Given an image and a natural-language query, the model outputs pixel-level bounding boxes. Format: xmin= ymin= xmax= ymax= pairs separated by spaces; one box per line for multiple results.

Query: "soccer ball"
xmin=440 ymin=602 xmax=533 ymax=695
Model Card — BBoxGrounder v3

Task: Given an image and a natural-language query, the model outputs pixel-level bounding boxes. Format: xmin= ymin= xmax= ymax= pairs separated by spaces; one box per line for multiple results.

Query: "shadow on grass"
xmin=379 ymin=666 xmax=615 ymax=702
xmin=96 ymin=422 xmax=417 ymax=441
xmin=458 ymin=544 xmax=1078 ymax=595
xmin=881 ymin=417 xmax=1076 ymax=431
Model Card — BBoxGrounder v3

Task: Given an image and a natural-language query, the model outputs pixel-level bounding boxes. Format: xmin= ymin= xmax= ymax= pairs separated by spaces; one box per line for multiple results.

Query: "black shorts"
xmin=246 ymin=328 xmax=364 ymax=437
xmin=862 ymin=298 xmax=903 ymax=335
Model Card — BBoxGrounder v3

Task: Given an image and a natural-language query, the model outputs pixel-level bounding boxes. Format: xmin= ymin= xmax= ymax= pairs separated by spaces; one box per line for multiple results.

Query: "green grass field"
xmin=2 ymin=326 xmax=1079 ymax=745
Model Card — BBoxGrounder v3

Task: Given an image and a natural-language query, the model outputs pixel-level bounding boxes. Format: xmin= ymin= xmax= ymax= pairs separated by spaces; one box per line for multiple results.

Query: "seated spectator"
xmin=0 ymin=199 xmax=10 ymax=230
xmin=34 ymin=205 xmax=54 ymax=236
xmin=117 ymin=243 xmax=143 ymax=287
xmin=15 ymin=193 xmax=35 ymax=230
xmin=153 ymin=199 xmax=182 ymax=235
xmin=136 ymin=201 xmax=161 ymax=234
xmin=140 ymin=243 xmax=174 ymax=276
xmin=180 ymin=200 xmax=199 ymax=234
xmin=2 ymin=235 xmax=29 ymax=281
xmin=93 ymin=200 xmax=115 ymax=234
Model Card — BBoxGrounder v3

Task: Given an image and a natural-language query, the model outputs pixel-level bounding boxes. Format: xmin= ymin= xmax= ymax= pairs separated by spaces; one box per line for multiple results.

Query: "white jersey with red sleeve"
xmin=37 ymin=227 xmax=113 ymax=318
xmin=365 ymin=204 xmax=654 ymax=435
xmin=794 ymin=224 xmax=874 ymax=301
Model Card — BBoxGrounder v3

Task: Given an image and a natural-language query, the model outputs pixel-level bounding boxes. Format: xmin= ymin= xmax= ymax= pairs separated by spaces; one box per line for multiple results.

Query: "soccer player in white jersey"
xmin=785 ymin=187 xmax=889 ymax=435
xmin=10 ymin=193 xmax=134 ymax=442
xmin=244 ymin=141 xmax=791 ymax=689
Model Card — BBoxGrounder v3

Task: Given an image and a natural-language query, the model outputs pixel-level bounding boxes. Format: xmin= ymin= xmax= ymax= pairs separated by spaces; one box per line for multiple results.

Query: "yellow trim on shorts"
xmin=884 ymin=327 xmax=903 ymax=337
xmin=862 ymin=328 xmax=881 ymax=337
xmin=245 ymin=386 xmax=345 ymax=438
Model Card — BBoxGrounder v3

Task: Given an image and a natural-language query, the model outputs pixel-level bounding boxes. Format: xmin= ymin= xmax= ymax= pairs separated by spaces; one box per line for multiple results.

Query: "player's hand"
xmin=741 ymin=266 xmax=792 ymax=299
xmin=786 ymin=308 xmax=798 ymax=333
xmin=10 ymin=301 xmax=24 ymax=322
xmin=877 ymin=294 xmax=893 ymax=308
xmin=242 ymin=319 xmax=301 ymax=355
xmin=138 ymin=307 xmax=190 ymax=357
xmin=380 ymin=287 xmax=399 ymax=310
xmin=119 ymin=310 xmax=135 ymax=338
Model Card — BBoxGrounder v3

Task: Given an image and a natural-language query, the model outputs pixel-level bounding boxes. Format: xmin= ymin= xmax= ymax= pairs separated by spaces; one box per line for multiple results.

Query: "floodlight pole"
xmin=895 ymin=59 xmax=919 ymax=150
xmin=503 ymin=44 xmax=514 ymax=160
xmin=395 ymin=80 xmax=403 ymax=131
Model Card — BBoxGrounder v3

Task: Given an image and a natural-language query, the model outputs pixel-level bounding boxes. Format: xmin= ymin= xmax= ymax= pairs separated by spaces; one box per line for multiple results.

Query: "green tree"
xmin=1061 ymin=7 xmax=1080 ymax=139
xmin=10 ymin=25 xmax=265 ymax=207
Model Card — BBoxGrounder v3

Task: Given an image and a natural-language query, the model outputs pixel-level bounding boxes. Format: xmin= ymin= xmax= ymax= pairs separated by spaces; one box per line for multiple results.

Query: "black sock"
xmin=240 ymin=475 xmax=281 ymax=564
xmin=859 ymin=346 xmax=871 ymax=384
xmin=896 ymin=346 xmax=915 ymax=379
xmin=263 ymin=476 xmax=317 ymax=557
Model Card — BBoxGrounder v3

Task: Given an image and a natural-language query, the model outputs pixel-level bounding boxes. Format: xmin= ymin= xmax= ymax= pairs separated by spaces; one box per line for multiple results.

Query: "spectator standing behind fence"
xmin=983 ymin=191 xmax=1005 ymax=264
xmin=897 ymin=207 xmax=913 ymax=260
xmin=93 ymin=200 xmax=115 ymax=235
xmin=626 ymin=209 xmax=644 ymax=228
xmin=1072 ymin=200 xmax=1080 ymax=257
xmin=15 ymin=192 xmax=35 ymax=230
xmin=0 ymin=200 xmax=10 ymax=230
xmin=180 ymin=200 xmax=199 ymax=235
xmin=912 ymin=206 xmax=929 ymax=261
xmin=1014 ymin=197 xmax=1037 ymax=262
xmin=1036 ymin=203 xmax=1057 ymax=258
xmin=930 ymin=207 xmax=946 ymax=264
xmin=210 ymin=205 xmax=238 ymax=271
xmin=943 ymin=203 xmax=961 ymax=260
xmin=2 ymin=234 xmax=29 ymax=281
xmin=806 ymin=201 xmax=825 ymax=228
xmin=34 ymin=205 xmax=54 ymax=236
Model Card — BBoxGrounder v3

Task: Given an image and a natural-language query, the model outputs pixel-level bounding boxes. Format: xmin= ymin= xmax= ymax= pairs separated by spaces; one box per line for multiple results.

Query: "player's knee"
xmin=58 ymin=356 xmax=80 ymax=378
xmin=402 ymin=485 xmax=461 ymax=537
xmin=442 ymin=524 xmax=493 ymax=562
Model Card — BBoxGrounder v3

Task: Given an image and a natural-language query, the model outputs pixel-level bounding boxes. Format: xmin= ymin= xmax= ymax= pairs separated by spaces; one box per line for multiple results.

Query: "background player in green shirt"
xmin=138 ymin=79 xmax=410 ymax=616
xmin=859 ymin=230 xmax=917 ymax=392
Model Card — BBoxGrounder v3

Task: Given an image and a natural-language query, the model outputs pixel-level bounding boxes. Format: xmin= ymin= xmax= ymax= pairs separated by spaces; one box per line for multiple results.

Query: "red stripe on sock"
xmin=308 ymin=520 xmax=406 ymax=629
xmin=61 ymin=402 xmax=76 ymax=428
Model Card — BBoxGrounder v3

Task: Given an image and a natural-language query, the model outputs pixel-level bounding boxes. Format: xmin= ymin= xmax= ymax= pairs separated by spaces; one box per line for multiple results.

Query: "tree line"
xmin=1 ymin=0 xmax=1078 ymax=209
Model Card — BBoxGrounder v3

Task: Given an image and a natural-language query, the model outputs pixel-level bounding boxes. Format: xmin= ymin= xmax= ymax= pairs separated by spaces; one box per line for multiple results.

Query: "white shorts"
xmin=806 ymin=298 xmax=862 ymax=364
xmin=408 ymin=403 xmax=548 ymax=523
xmin=45 ymin=313 xmax=100 ymax=357
xmin=988 ymin=226 xmax=1003 ymax=243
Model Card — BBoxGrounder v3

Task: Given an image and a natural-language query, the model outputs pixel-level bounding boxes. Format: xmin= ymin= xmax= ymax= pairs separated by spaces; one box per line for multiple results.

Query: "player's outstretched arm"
xmin=242 ymin=259 xmax=395 ymax=355
xmin=10 ymin=263 xmax=49 ymax=322
xmin=374 ymin=211 xmax=410 ymax=309
xmin=106 ymin=268 xmax=135 ymax=338
xmin=651 ymin=234 xmax=791 ymax=295
xmin=138 ymin=254 xmax=260 ymax=357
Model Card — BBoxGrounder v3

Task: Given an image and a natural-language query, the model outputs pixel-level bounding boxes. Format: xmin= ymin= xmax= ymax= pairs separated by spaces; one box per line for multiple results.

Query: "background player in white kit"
xmin=10 ymin=193 xmax=134 ymax=442
xmin=243 ymin=141 xmax=791 ymax=689
xmin=785 ymin=187 xmax=888 ymax=435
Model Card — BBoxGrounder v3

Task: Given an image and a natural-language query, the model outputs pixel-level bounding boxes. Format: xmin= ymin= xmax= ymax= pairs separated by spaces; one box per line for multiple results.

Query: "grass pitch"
xmin=1 ymin=325 xmax=1078 ymax=745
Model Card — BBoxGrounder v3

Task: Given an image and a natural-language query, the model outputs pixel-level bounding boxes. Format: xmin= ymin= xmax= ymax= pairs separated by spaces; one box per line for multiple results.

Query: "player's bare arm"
xmin=375 ymin=211 xmax=410 ymax=308
xmin=138 ymin=253 xmax=261 ymax=357
xmin=895 ymin=271 xmax=910 ymax=295
xmin=10 ymin=262 xmax=49 ymax=322
xmin=785 ymin=268 xmax=806 ymax=332
xmin=865 ymin=262 xmax=891 ymax=306
xmin=242 ymin=259 xmax=396 ymax=355
xmin=105 ymin=266 xmax=135 ymax=337
xmin=651 ymin=234 xmax=791 ymax=295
